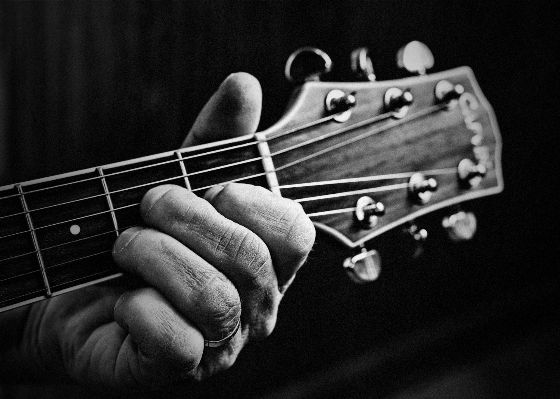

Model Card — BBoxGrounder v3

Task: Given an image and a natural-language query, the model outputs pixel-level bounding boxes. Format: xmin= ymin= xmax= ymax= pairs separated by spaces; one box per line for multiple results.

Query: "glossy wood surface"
xmin=266 ymin=68 xmax=502 ymax=246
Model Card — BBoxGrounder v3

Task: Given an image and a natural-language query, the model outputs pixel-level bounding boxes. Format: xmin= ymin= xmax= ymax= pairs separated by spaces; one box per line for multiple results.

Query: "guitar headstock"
xmin=262 ymin=66 xmax=503 ymax=250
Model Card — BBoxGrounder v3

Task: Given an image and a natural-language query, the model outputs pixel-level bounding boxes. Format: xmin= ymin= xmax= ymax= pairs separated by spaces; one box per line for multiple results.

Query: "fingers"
xmin=137 ymin=184 xmax=281 ymax=339
xmin=204 ymin=184 xmax=316 ymax=293
xmin=182 ymin=72 xmax=262 ymax=147
xmin=113 ymin=287 xmax=204 ymax=386
xmin=113 ymin=227 xmax=242 ymax=342
xmin=111 ymin=181 xmax=316 ymax=383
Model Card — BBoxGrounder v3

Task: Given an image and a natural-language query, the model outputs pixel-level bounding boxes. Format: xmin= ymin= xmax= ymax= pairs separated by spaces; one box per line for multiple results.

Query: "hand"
xmin=0 ymin=73 xmax=316 ymax=392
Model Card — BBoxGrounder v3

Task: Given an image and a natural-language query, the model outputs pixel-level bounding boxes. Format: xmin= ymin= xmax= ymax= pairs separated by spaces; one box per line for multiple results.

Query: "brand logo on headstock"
xmin=460 ymin=93 xmax=492 ymax=169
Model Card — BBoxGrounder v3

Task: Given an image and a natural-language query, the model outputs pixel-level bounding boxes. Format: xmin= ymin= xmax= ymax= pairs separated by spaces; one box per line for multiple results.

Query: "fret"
xmin=98 ymin=167 xmax=119 ymax=236
xmin=1 ymin=137 xmax=271 ymax=310
xmin=17 ymin=185 xmax=52 ymax=297
xmin=20 ymin=171 xmax=119 ymax=292
xmin=175 ymin=151 xmax=192 ymax=190
xmin=180 ymin=138 xmax=268 ymax=191
xmin=0 ymin=186 xmax=46 ymax=309
xmin=105 ymin=153 xmax=186 ymax=209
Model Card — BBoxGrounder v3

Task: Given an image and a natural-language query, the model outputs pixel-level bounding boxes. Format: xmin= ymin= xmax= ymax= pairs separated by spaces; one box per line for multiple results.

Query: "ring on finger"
xmin=203 ymin=319 xmax=241 ymax=348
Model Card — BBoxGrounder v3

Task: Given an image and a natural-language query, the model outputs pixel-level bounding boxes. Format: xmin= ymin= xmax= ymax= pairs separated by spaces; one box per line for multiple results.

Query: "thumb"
xmin=182 ymin=72 xmax=262 ymax=148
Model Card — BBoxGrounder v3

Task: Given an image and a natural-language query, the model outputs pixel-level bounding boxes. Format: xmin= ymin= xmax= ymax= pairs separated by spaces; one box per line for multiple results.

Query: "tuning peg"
xmin=457 ymin=159 xmax=487 ymax=189
xmin=397 ymin=41 xmax=434 ymax=75
xmin=343 ymin=247 xmax=381 ymax=283
xmin=350 ymin=47 xmax=376 ymax=81
xmin=443 ymin=210 xmax=477 ymax=241
xmin=285 ymin=47 xmax=333 ymax=83
xmin=354 ymin=196 xmax=385 ymax=229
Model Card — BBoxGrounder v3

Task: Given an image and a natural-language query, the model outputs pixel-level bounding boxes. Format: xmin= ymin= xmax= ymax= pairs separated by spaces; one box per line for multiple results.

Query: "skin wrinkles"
xmin=0 ymin=73 xmax=316 ymax=391
xmin=115 ymin=229 xmax=241 ymax=341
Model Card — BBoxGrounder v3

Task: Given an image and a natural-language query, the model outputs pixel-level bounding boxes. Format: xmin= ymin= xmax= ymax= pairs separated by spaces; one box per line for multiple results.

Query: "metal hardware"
xmin=285 ymin=47 xmax=333 ymax=83
xmin=354 ymin=196 xmax=385 ymax=229
xmin=443 ymin=211 xmax=477 ymax=241
xmin=406 ymin=223 xmax=428 ymax=242
xmin=350 ymin=47 xmax=376 ymax=81
xmin=397 ymin=41 xmax=434 ymax=75
xmin=408 ymin=173 xmax=438 ymax=205
xmin=384 ymin=87 xmax=413 ymax=118
xmin=435 ymin=80 xmax=465 ymax=109
xmin=457 ymin=159 xmax=487 ymax=189
xmin=343 ymin=248 xmax=381 ymax=283
xmin=325 ymin=90 xmax=356 ymax=122
xmin=404 ymin=222 xmax=428 ymax=258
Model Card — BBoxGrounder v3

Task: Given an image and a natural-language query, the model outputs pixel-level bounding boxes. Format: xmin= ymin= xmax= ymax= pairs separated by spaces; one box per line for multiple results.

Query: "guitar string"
xmin=0 ymin=104 xmax=442 ymax=222
xmin=0 ymin=172 xmax=419 ymax=264
xmin=0 ymin=157 xmax=265 ymax=220
xmin=275 ymin=104 xmax=444 ymax=172
xmin=0 ymin=153 xmax=451 ymax=244
xmin=2 ymin=268 xmax=122 ymax=302
xmin=279 ymin=168 xmax=456 ymax=189
xmin=0 ymin=111 xmax=342 ymax=203
xmin=0 ymin=141 xmax=261 ymax=201
xmin=0 ymin=103 xmax=452 ymax=278
xmin=0 ymin=112 xmax=346 ymax=202
xmin=0 ymin=249 xmax=118 ymax=284
xmin=0 ymin=166 xmax=459 ymax=269
xmin=0 ymin=105 xmax=404 ymax=209
xmin=0 ymin=268 xmax=118 ymax=307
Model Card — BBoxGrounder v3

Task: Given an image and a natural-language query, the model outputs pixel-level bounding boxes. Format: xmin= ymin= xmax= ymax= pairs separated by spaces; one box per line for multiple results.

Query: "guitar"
xmin=0 ymin=60 xmax=503 ymax=312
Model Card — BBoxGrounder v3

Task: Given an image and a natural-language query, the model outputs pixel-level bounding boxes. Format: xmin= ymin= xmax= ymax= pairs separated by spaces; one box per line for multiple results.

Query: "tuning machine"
xmin=343 ymin=247 xmax=381 ymax=283
xmin=408 ymin=173 xmax=438 ymax=205
xmin=457 ymin=159 xmax=487 ymax=189
xmin=354 ymin=196 xmax=385 ymax=229
xmin=350 ymin=47 xmax=376 ymax=81
xmin=443 ymin=210 xmax=477 ymax=242
xmin=285 ymin=47 xmax=333 ymax=83
xmin=397 ymin=41 xmax=434 ymax=76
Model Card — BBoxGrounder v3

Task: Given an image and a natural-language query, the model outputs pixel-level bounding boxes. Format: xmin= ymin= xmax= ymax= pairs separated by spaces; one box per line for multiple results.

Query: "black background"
xmin=0 ymin=2 xmax=559 ymax=398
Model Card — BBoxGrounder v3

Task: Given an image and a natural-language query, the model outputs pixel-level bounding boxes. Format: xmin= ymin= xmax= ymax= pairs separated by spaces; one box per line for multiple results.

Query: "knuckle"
xmin=249 ymin=292 xmax=279 ymax=340
xmin=113 ymin=290 xmax=138 ymax=327
xmin=215 ymin=225 xmax=272 ymax=286
xmin=197 ymin=274 xmax=241 ymax=339
xmin=237 ymin=230 xmax=272 ymax=285
xmin=282 ymin=201 xmax=316 ymax=262
xmin=140 ymin=184 xmax=185 ymax=222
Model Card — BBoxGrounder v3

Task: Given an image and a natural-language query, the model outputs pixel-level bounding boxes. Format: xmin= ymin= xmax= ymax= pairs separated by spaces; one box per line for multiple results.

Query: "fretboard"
xmin=0 ymin=135 xmax=272 ymax=312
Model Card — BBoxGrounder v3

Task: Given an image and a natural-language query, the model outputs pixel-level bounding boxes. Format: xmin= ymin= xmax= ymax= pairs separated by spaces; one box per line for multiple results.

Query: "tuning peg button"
xmin=285 ymin=47 xmax=333 ymax=83
xmin=350 ymin=47 xmax=376 ymax=81
xmin=343 ymin=248 xmax=381 ymax=283
xmin=443 ymin=211 xmax=477 ymax=241
xmin=397 ymin=41 xmax=434 ymax=75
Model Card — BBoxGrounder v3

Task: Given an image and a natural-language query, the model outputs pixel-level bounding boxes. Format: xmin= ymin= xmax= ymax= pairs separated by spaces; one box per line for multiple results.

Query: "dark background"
xmin=0 ymin=1 xmax=559 ymax=398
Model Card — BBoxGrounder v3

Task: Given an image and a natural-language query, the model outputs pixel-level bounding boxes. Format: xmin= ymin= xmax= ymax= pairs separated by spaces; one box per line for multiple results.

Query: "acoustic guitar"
xmin=0 ymin=44 xmax=503 ymax=312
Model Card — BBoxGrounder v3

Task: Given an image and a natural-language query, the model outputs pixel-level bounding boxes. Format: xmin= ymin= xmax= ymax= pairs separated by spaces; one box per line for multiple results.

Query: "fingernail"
xmin=140 ymin=185 xmax=176 ymax=218
xmin=113 ymin=227 xmax=143 ymax=255
xmin=203 ymin=185 xmax=225 ymax=203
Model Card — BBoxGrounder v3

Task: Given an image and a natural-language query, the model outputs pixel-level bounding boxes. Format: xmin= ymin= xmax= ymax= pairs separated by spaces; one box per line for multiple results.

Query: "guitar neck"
xmin=0 ymin=66 xmax=503 ymax=312
xmin=0 ymin=134 xmax=275 ymax=311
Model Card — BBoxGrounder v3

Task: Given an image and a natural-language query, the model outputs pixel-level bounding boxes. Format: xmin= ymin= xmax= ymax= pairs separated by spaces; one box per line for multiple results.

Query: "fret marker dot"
xmin=70 ymin=225 xmax=81 ymax=235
